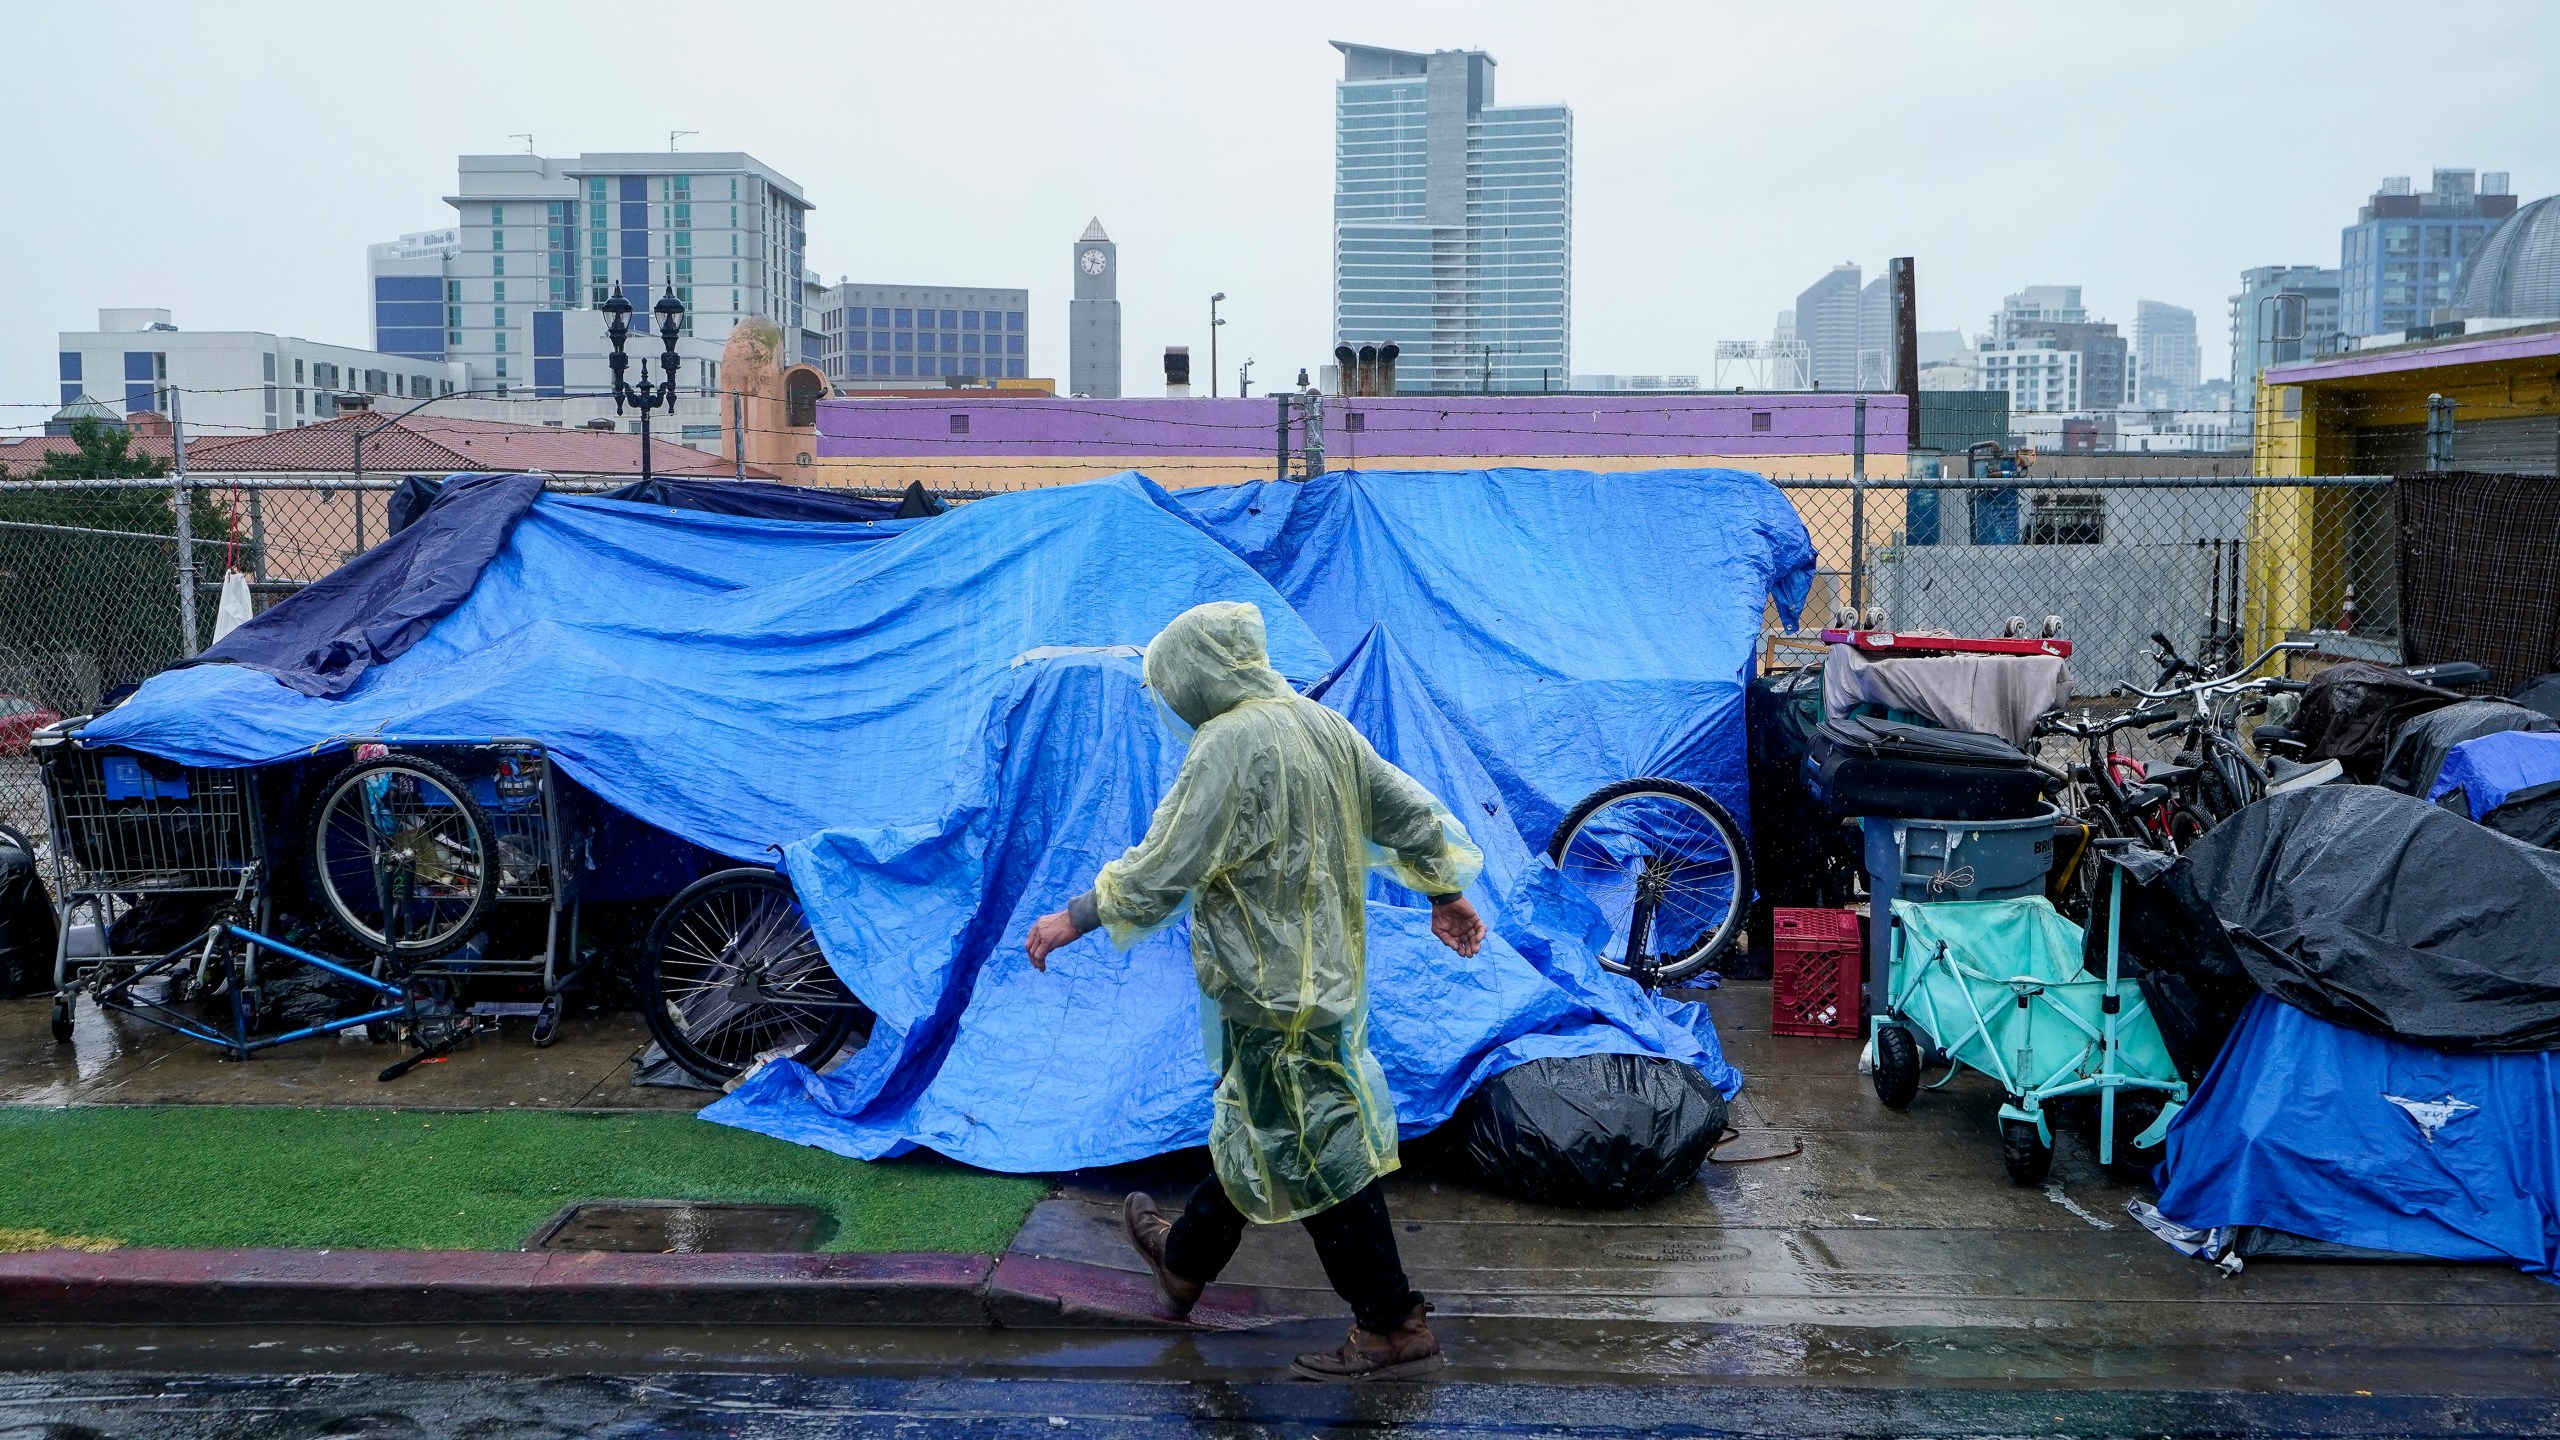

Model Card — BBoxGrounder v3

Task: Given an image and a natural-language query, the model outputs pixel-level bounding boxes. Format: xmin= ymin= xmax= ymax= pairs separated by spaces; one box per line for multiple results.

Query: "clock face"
xmin=1080 ymin=248 xmax=1108 ymax=276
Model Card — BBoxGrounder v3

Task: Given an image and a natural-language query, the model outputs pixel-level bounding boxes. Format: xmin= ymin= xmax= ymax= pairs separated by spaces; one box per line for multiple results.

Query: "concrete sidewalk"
xmin=4 ymin=982 xmax=2555 ymax=1397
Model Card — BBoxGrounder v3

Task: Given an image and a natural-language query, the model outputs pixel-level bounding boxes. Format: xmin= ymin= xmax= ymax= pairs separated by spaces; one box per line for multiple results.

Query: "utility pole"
xmin=172 ymin=388 xmax=200 ymax=658
xmin=1850 ymin=395 xmax=1869 ymax=615
xmin=1302 ymin=386 xmax=1326 ymax=478
xmin=1890 ymin=257 xmax=1920 ymax=451
xmin=1239 ymin=358 xmax=1254 ymax=398
xmin=1209 ymin=293 xmax=1226 ymax=398
xmin=1275 ymin=392 xmax=1293 ymax=480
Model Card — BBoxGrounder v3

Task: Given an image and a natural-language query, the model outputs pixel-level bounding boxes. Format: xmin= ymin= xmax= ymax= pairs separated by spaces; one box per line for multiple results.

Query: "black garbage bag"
xmin=2515 ymin=674 xmax=2560 ymax=724
xmin=2292 ymin=662 xmax=2462 ymax=781
xmin=2182 ymin=786 xmax=2560 ymax=1051
xmin=2377 ymin=698 xmax=2555 ymax=797
xmin=2080 ymin=844 xmax=2254 ymax=1082
xmin=1452 ymin=1053 xmax=1727 ymax=1208
xmin=0 ymin=826 xmax=55 ymax=999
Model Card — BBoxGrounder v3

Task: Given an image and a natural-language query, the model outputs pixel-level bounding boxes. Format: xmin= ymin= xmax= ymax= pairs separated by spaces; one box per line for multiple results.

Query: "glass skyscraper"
xmin=1332 ymin=42 xmax=1571 ymax=394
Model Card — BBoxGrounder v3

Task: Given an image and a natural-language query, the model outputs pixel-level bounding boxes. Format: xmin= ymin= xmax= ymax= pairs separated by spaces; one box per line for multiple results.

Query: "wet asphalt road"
xmin=9 ymin=1370 xmax=2560 ymax=1440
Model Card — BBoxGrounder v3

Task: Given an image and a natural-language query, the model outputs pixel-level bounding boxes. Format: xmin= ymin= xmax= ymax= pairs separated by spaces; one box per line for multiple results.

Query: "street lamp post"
xmin=1210 ymin=293 xmax=1227 ymax=398
xmin=604 ymin=283 xmax=687 ymax=483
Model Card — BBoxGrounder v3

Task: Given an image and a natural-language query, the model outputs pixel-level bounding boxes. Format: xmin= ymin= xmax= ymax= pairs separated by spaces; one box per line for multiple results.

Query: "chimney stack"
xmin=1163 ymin=346 xmax=1191 ymax=397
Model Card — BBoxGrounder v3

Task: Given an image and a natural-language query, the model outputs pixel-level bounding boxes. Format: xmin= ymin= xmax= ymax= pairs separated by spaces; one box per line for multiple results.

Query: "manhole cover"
xmin=525 ymin=1201 xmax=825 ymax=1253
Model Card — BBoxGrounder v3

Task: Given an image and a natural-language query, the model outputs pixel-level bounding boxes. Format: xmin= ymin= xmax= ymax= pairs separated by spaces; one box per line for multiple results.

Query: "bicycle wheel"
xmin=639 ymin=868 xmax=868 ymax=1086
xmin=1547 ymin=778 xmax=1751 ymax=985
xmin=309 ymin=755 xmax=496 ymax=962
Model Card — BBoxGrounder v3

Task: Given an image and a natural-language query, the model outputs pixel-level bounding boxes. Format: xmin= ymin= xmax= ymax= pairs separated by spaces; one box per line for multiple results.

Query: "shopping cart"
xmin=301 ymin=737 xmax=588 ymax=1043
xmin=1867 ymin=846 xmax=2189 ymax=1186
xmin=36 ymin=720 xmax=269 ymax=1042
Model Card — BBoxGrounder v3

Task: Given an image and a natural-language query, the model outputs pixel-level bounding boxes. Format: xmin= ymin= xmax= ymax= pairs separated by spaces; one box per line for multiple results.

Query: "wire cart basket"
xmin=35 ymin=719 xmax=269 ymax=1039
xmin=301 ymin=737 xmax=588 ymax=1043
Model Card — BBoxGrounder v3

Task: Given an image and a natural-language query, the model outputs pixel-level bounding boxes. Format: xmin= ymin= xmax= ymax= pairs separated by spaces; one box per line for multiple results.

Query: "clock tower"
xmin=1069 ymin=217 xmax=1121 ymax=398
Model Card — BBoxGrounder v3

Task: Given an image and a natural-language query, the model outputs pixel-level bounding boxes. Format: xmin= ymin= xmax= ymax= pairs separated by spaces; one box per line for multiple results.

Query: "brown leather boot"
xmin=1291 ymin=1303 xmax=1445 ymax=1382
xmin=1121 ymin=1192 xmax=1204 ymax=1317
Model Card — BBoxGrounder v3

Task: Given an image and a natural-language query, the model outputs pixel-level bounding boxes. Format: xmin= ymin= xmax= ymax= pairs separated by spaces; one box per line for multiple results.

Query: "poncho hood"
xmin=1143 ymin=601 xmax=1296 ymax=729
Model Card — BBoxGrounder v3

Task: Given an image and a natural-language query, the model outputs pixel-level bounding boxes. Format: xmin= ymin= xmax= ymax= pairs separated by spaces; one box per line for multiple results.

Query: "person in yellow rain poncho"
xmin=1025 ymin=600 xmax=1487 ymax=1383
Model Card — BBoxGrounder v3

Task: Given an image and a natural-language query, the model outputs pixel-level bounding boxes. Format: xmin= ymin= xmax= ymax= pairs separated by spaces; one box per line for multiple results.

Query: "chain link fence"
xmin=0 ymin=470 xmax=2402 ymax=849
xmin=1774 ymin=475 xmax=2399 ymax=697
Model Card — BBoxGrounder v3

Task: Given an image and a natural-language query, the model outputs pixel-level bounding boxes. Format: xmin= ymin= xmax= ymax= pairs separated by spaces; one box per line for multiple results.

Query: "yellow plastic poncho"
xmin=1093 ymin=602 xmax=1484 ymax=1224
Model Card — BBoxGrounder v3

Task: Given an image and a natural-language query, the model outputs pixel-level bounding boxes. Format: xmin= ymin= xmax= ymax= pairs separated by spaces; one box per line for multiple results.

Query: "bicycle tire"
xmin=1547 ymin=778 xmax=1751 ymax=985
xmin=639 ymin=867 xmax=867 ymax=1086
xmin=308 ymin=755 xmax=497 ymax=962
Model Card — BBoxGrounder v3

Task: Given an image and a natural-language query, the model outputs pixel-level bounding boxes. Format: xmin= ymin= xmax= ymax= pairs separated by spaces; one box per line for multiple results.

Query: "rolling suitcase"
xmin=1804 ymin=715 xmax=2050 ymax=821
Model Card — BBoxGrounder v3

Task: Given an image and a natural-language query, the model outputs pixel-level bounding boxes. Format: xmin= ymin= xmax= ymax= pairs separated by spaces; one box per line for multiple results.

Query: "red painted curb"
xmin=0 ymin=1248 xmax=996 ymax=1327
xmin=986 ymin=1253 xmax=1307 ymax=1331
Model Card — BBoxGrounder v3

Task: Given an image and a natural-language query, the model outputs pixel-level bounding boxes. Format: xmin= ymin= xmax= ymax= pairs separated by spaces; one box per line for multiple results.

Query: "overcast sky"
xmin=7 ymin=0 xmax=2554 ymax=417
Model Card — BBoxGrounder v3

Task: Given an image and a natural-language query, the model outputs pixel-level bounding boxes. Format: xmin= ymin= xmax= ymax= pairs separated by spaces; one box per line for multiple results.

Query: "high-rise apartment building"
xmin=1795 ymin=265 xmax=1864 ymax=390
xmin=819 ymin=285 xmax=1029 ymax=389
xmin=2132 ymin=300 xmax=2202 ymax=408
xmin=1989 ymin=286 xmax=2134 ymax=413
xmin=373 ymin=151 xmax=806 ymax=402
xmin=2338 ymin=168 xmax=2517 ymax=336
xmin=1070 ymin=219 xmax=1122 ymax=398
xmin=1332 ymin=41 xmax=1572 ymax=393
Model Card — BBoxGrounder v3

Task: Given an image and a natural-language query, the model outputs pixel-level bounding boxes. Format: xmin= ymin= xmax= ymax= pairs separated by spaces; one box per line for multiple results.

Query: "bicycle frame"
xmin=87 ymin=922 xmax=410 ymax=1062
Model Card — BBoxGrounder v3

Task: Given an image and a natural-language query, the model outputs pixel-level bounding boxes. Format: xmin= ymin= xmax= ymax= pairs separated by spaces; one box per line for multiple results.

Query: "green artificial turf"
xmin=0 ymin=1106 xmax=1048 ymax=1254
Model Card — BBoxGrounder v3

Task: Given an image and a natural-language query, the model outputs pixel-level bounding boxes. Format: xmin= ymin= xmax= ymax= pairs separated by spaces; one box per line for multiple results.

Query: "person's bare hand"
xmin=1025 ymin=910 xmax=1080 ymax=970
xmin=1430 ymin=894 xmax=1486 ymax=958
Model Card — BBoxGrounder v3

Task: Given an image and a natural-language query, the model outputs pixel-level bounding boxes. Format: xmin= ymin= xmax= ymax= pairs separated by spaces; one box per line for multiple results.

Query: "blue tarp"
xmin=1176 ymin=468 xmax=1818 ymax=847
xmin=702 ymin=627 xmax=1738 ymax=1171
xmin=2156 ymin=994 xmax=2560 ymax=1279
xmin=2430 ymin=729 xmax=2560 ymax=820
xmin=87 ymin=468 xmax=1770 ymax=1175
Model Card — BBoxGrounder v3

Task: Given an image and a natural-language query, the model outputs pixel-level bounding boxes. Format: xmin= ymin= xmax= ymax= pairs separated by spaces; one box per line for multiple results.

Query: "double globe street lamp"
xmin=602 ymin=283 xmax=686 ymax=483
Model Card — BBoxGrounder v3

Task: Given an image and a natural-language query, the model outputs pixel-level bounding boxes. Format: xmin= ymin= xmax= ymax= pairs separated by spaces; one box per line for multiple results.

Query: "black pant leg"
xmin=1299 ymin=1181 xmax=1426 ymax=1333
xmin=1161 ymin=1175 xmax=1247 ymax=1286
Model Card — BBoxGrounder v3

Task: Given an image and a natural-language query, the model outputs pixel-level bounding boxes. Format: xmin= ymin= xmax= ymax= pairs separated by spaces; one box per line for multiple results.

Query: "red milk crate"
xmin=1770 ymin=907 xmax=1867 ymax=1037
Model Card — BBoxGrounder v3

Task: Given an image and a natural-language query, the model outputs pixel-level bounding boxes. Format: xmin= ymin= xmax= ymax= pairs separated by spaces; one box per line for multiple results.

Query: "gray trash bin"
xmin=1862 ymin=805 xmax=2062 ymax=1018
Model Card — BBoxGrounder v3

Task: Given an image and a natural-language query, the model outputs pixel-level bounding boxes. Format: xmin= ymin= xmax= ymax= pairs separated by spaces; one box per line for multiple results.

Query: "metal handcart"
xmin=39 ymin=722 xmax=589 ymax=1057
xmin=301 ymin=736 xmax=588 ymax=1044
xmin=1867 ymin=844 xmax=2188 ymax=1185
xmin=36 ymin=720 xmax=269 ymax=1042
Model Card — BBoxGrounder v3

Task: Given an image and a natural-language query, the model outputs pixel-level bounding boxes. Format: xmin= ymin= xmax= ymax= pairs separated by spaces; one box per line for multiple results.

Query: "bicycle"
xmin=1545 ymin=778 xmax=1752 ymax=990
xmin=2120 ymin=635 xmax=2316 ymax=828
xmin=636 ymin=867 xmax=872 ymax=1086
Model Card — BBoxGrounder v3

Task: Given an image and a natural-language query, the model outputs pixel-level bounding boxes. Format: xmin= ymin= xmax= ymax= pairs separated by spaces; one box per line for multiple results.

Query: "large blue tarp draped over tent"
xmin=2156 ymin=994 xmax=2560 ymax=1279
xmin=84 ymin=466 xmax=1799 ymax=1173
xmin=1175 ymin=467 xmax=1818 ymax=847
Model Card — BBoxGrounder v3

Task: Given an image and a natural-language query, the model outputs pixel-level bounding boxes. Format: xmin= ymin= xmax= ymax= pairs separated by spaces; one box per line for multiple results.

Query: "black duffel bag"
xmin=1451 ymin=1053 xmax=1728 ymax=1209
xmin=1804 ymin=715 xmax=2052 ymax=821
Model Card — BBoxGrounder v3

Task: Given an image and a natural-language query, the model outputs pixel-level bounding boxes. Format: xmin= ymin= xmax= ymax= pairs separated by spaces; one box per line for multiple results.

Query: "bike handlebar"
xmin=2121 ymin=639 xmax=2315 ymax=702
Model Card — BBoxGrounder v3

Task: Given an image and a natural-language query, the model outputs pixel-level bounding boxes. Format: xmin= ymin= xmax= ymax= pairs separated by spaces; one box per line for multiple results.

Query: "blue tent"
xmin=1177 ymin=468 xmax=1818 ymax=847
xmin=87 ymin=468 xmax=1789 ymax=1174
xmin=2155 ymin=994 xmax=2560 ymax=1279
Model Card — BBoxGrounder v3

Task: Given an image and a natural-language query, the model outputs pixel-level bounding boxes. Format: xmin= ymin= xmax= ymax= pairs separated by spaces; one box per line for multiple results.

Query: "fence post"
xmin=1276 ymin=392 xmax=1292 ymax=480
xmin=1303 ymin=391 xmax=1326 ymax=478
xmin=1850 ymin=395 xmax=1868 ymax=614
xmin=172 ymin=390 xmax=201 ymax=659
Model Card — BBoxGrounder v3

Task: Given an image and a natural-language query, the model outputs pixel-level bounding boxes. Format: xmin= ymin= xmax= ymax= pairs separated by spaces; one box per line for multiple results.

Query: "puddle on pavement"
xmin=526 ymin=1201 xmax=825 ymax=1253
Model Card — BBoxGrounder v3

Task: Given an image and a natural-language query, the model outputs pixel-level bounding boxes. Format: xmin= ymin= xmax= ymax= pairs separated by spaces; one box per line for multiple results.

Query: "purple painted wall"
xmin=815 ymin=393 xmax=1906 ymax=460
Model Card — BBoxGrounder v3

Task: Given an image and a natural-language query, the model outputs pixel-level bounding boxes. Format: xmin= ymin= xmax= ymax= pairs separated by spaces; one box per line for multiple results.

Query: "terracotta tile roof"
xmin=177 ymin=412 xmax=770 ymax=478
xmin=0 ymin=413 xmax=762 ymax=480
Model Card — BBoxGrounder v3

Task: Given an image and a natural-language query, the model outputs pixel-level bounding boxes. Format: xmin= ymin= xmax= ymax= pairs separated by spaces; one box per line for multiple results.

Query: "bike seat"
xmin=2140 ymin=764 xmax=2197 ymax=787
xmin=2121 ymin=783 xmax=2172 ymax=809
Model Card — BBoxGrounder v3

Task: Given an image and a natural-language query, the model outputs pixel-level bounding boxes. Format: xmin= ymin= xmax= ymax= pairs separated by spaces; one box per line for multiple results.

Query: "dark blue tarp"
xmin=1176 ymin=468 xmax=1817 ymax=847
xmin=2156 ymin=994 xmax=2560 ymax=1279
xmin=191 ymin=472 xmax=545 ymax=698
xmin=86 ymin=468 xmax=1755 ymax=1175
xmin=602 ymin=476 xmax=940 ymax=523
xmin=2431 ymin=729 xmax=2560 ymax=820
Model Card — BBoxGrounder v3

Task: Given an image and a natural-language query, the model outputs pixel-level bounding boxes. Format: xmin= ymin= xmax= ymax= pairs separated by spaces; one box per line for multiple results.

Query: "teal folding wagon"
xmin=1868 ymin=880 xmax=2188 ymax=1185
